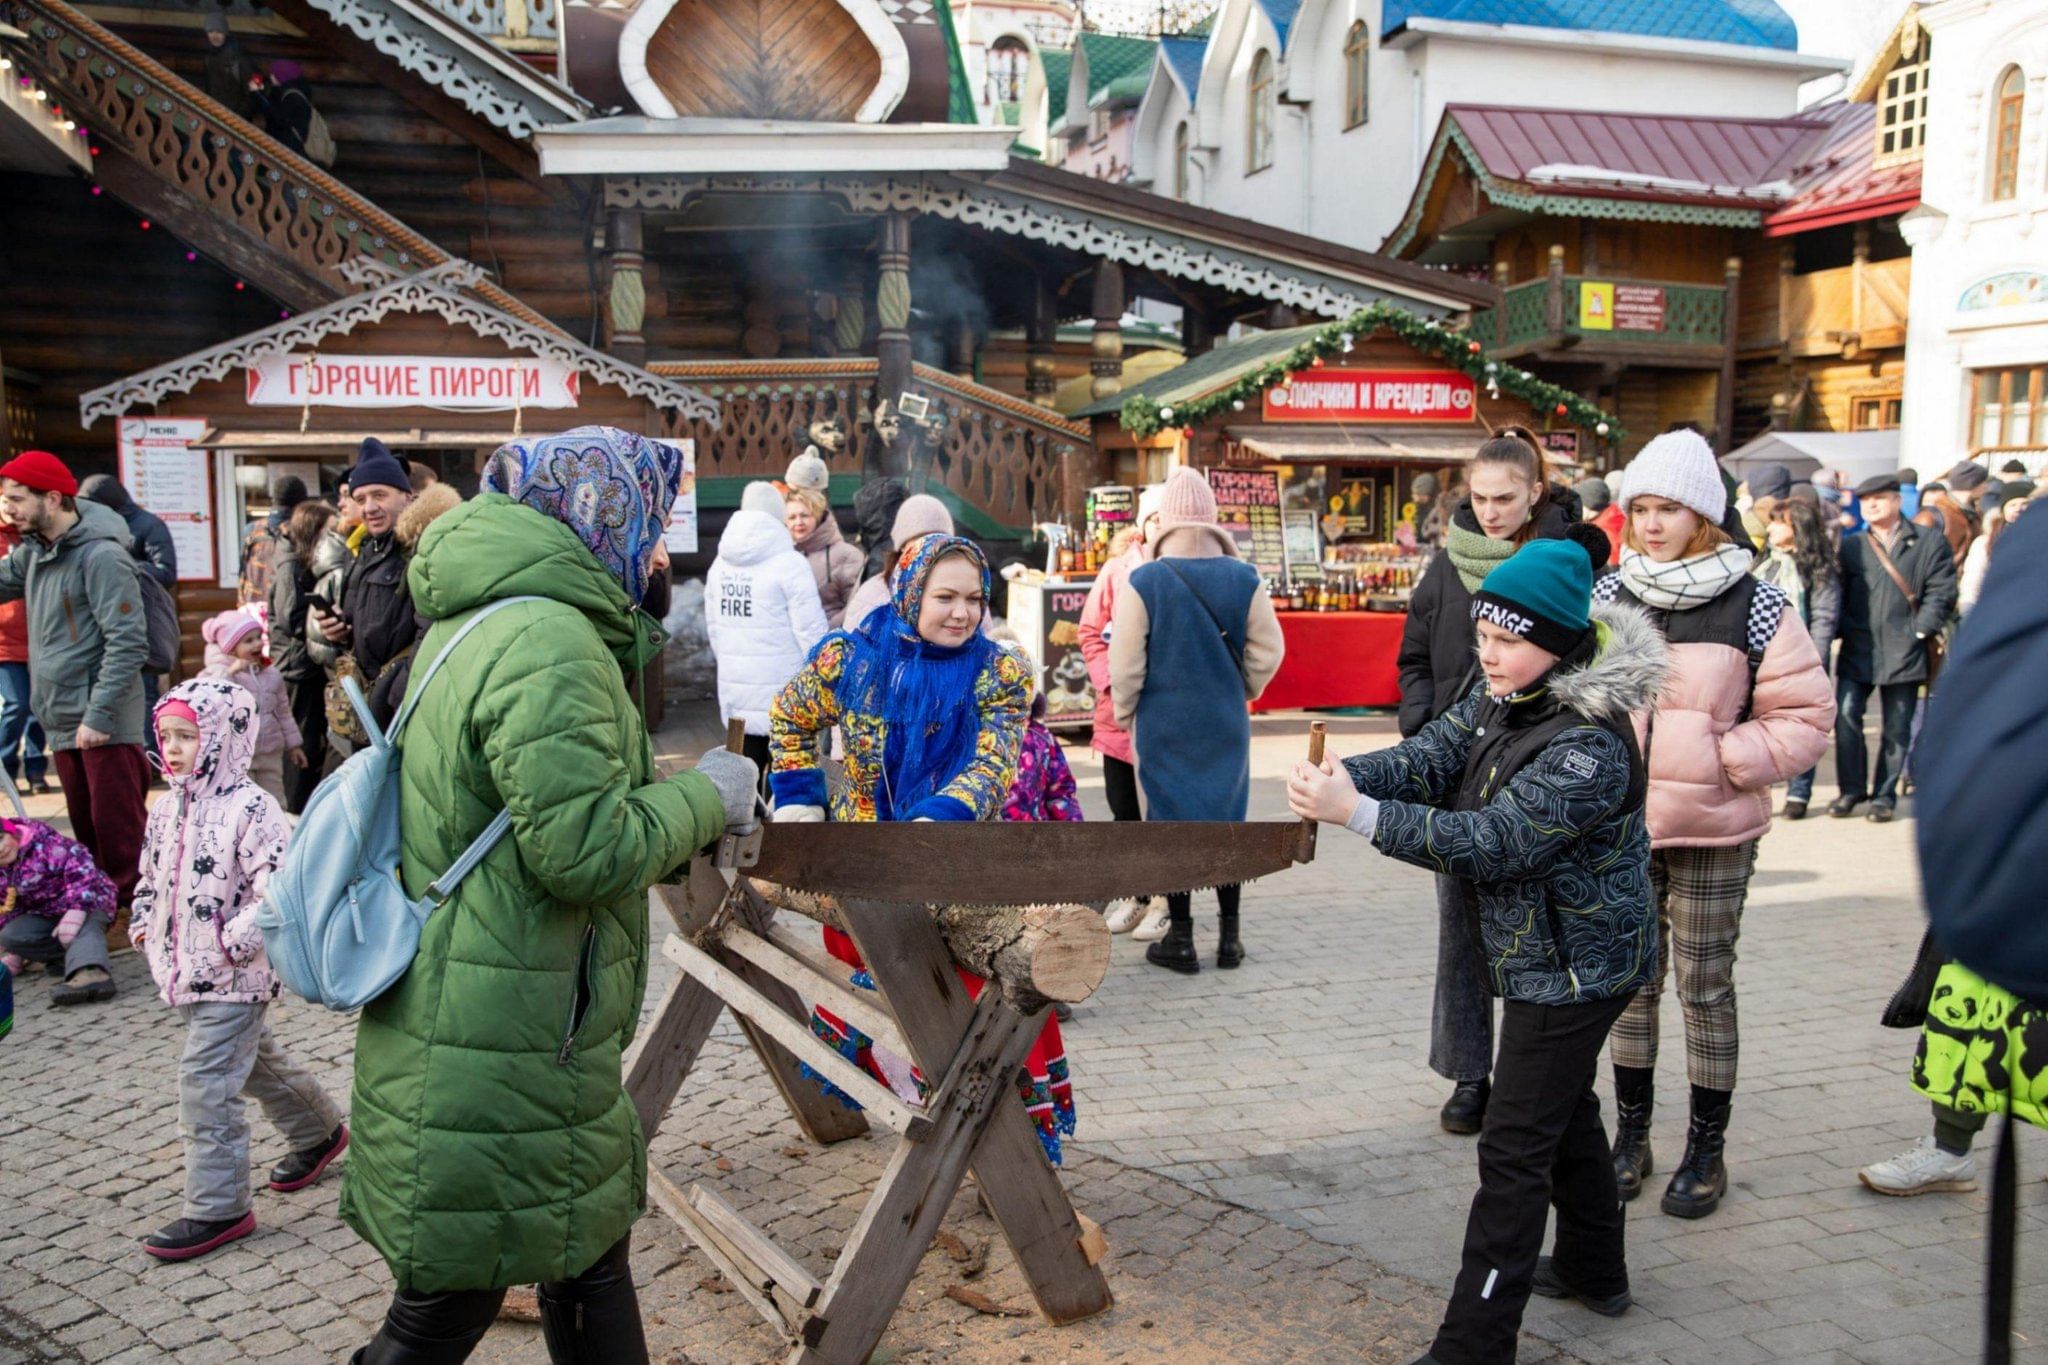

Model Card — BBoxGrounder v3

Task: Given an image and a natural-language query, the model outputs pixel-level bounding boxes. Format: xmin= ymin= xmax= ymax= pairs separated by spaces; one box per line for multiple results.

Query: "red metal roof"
xmin=1446 ymin=104 xmax=1829 ymax=209
xmin=1763 ymin=101 xmax=1922 ymax=236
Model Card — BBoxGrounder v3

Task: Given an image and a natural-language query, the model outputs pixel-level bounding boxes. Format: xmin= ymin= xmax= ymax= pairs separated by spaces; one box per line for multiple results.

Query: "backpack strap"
xmin=387 ymin=595 xmax=548 ymax=743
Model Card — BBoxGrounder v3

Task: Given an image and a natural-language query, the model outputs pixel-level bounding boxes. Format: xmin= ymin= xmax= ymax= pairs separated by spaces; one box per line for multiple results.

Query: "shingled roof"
xmin=1381 ymin=0 xmax=1798 ymax=50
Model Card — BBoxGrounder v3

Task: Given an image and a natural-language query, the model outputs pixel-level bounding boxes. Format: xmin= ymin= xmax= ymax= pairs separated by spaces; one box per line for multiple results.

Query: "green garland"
xmin=1118 ymin=302 xmax=1623 ymax=445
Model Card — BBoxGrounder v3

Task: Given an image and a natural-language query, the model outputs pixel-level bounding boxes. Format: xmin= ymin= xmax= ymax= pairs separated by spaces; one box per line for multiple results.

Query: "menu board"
xmin=1206 ymin=467 xmax=1285 ymax=576
xmin=116 ymin=417 xmax=214 ymax=583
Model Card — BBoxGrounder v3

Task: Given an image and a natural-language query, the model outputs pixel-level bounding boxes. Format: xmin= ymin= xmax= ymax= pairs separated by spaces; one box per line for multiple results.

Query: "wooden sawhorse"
xmin=624 ymin=856 xmax=1114 ymax=1363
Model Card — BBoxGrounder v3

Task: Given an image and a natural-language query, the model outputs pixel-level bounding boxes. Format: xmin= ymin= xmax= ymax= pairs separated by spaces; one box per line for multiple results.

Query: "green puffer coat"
xmin=338 ymin=494 xmax=726 ymax=1292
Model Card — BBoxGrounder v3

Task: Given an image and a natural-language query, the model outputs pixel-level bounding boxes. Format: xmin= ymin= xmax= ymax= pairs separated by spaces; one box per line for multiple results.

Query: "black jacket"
xmin=1837 ymin=519 xmax=1958 ymax=686
xmin=341 ymin=530 xmax=420 ymax=682
xmin=269 ymin=555 xmax=320 ymax=685
xmin=1915 ymin=508 xmax=2048 ymax=999
xmin=1349 ymin=603 xmax=1667 ymax=1005
xmin=1395 ymin=484 xmax=1582 ymax=737
xmin=78 ymin=478 xmax=177 ymax=586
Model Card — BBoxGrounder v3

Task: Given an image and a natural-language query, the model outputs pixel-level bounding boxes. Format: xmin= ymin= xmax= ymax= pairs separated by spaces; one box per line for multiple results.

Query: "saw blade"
xmin=743 ymin=820 xmax=1313 ymax=905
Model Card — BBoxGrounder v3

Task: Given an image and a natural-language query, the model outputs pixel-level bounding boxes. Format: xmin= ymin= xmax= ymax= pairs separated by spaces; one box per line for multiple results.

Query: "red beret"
xmin=0 ymin=450 xmax=79 ymax=498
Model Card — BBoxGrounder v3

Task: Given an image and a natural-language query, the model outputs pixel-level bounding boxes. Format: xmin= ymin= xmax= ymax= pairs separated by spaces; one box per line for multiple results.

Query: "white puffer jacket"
xmin=706 ymin=509 xmax=830 ymax=734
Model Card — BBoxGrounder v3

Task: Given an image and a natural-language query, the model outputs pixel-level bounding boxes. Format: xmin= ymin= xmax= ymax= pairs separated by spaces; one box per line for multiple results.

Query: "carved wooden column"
xmin=604 ymin=208 xmax=647 ymax=366
xmin=1715 ymin=255 xmax=1742 ymax=453
xmin=1544 ymin=243 xmax=1567 ymax=338
xmin=1776 ymin=243 xmax=1796 ymax=360
xmin=1026 ymin=276 xmax=1059 ymax=408
xmin=948 ymin=318 xmax=977 ymax=378
xmin=1089 ymin=262 xmax=1125 ymax=402
xmin=834 ymin=283 xmax=866 ymax=358
xmin=875 ymin=213 xmax=913 ymax=407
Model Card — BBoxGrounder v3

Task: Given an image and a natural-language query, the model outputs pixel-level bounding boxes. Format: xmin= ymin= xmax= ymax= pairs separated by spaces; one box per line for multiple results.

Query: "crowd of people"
xmin=0 ymin=411 xmax=2040 ymax=1363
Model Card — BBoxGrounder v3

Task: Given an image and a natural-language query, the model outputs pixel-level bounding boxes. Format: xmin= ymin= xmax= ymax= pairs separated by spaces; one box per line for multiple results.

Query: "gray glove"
xmin=693 ymin=746 xmax=761 ymax=833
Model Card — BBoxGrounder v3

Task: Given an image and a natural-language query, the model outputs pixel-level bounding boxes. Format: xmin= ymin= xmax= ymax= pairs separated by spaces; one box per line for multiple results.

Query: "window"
xmin=1248 ymin=49 xmax=1274 ymax=172
xmin=1851 ymin=395 xmax=1902 ymax=430
xmin=1173 ymin=120 xmax=1189 ymax=200
xmin=1970 ymin=366 xmax=2046 ymax=452
xmin=1344 ymin=21 xmax=1369 ymax=129
xmin=1090 ymin=106 xmax=1113 ymax=143
xmin=985 ymin=36 xmax=1028 ymax=105
xmin=1876 ymin=33 xmax=1929 ymax=161
xmin=1991 ymin=66 xmax=2025 ymax=201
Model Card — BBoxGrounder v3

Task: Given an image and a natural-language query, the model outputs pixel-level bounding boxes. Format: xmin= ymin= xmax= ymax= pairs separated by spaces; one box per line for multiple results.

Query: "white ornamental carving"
xmin=604 ymin=175 xmax=1429 ymax=319
xmin=81 ymin=262 xmax=719 ymax=427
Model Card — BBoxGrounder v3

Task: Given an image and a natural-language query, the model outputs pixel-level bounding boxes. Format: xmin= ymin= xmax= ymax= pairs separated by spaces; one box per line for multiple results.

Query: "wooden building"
xmin=2 ymin=0 xmax=1490 ymax=591
xmin=1383 ymin=93 xmax=1921 ymax=465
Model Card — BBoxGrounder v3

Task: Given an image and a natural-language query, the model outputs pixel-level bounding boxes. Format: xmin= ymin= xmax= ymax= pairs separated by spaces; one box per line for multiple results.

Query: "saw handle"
xmin=1293 ymin=721 xmax=1328 ymax=862
xmin=1307 ymin=721 xmax=1327 ymax=770
xmin=726 ymin=718 xmax=746 ymax=752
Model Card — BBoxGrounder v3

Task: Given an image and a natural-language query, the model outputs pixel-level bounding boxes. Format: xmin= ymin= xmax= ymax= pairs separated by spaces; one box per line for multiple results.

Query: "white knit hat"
xmin=740 ymin=480 xmax=787 ymax=518
xmin=1618 ymin=429 xmax=1726 ymax=522
xmin=785 ymin=452 xmax=830 ymax=492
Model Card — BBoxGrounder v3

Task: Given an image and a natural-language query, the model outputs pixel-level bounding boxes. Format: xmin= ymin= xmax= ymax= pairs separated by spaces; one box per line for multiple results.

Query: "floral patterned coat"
xmin=769 ymin=634 xmax=1032 ymax=823
xmin=1002 ymin=720 xmax=1082 ymax=823
xmin=0 ymin=820 xmax=117 ymax=928
xmin=130 ymin=679 xmax=291 ymax=1007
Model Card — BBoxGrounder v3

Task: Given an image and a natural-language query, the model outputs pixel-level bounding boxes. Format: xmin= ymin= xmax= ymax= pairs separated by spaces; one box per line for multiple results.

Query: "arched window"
xmin=986 ymin=36 xmax=1028 ymax=106
xmin=1248 ymin=49 xmax=1274 ymax=172
xmin=1991 ymin=66 xmax=2025 ymax=201
xmin=1173 ymin=120 xmax=1190 ymax=199
xmin=1344 ymin=21 xmax=1369 ymax=129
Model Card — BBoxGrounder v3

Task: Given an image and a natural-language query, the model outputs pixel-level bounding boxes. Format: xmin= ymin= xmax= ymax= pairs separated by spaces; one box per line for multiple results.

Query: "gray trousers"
xmin=178 ymin=1001 xmax=342 ymax=1221
xmin=1431 ymin=874 xmax=1496 ymax=1084
xmin=0 ymin=912 xmax=112 ymax=980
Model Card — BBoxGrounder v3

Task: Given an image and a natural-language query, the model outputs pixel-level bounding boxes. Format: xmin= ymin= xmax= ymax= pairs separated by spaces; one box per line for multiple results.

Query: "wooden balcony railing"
xmin=1473 ymin=273 xmax=1728 ymax=362
xmin=10 ymin=0 xmax=553 ymax=328
xmin=650 ymin=359 xmax=1093 ymax=533
xmin=1777 ymin=257 xmax=1908 ymax=359
xmin=417 ymin=0 xmax=558 ymax=49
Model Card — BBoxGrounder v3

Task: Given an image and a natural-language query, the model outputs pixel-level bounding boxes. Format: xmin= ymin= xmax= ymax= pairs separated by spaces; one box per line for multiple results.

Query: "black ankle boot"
xmin=1439 ymin=1079 xmax=1488 ymax=1135
xmin=1611 ymin=1072 xmax=1654 ymax=1202
xmin=1217 ymin=911 xmax=1244 ymax=969
xmin=1661 ymin=1094 xmax=1731 ymax=1218
xmin=1145 ymin=917 xmax=1200 ymax=974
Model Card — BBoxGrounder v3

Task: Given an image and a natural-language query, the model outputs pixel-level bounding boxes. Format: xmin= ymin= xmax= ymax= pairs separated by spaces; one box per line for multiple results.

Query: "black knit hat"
xmin=346 ymin=438 xmax=408 ymax=494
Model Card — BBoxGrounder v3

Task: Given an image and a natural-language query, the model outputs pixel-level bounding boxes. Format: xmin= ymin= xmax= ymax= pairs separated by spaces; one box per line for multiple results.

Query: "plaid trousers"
xmin=1608 ymin=841 xmax=1760 ymax=1092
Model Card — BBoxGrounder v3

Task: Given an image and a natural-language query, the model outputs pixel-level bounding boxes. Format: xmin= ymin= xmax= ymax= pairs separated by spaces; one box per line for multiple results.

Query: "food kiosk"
xmin=1082 ymin=311 xmax=1620 ymax=712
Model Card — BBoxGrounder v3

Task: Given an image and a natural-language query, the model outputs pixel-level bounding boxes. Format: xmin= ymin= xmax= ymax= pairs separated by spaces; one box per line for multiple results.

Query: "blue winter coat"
xmin=1127 ymin=555 xmax=1260 ymax=822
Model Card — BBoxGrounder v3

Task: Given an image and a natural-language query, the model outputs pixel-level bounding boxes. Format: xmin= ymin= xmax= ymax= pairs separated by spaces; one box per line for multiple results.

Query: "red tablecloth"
xmin=1251 ymin=611 xmax=1407 ymax=713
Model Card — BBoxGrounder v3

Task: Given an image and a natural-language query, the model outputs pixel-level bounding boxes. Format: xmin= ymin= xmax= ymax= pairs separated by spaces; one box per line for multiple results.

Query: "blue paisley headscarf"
xmin=481 ymin=426 xmax=683 ymax=607
xmin=829 ymin=533 xmax=1000 ymax=818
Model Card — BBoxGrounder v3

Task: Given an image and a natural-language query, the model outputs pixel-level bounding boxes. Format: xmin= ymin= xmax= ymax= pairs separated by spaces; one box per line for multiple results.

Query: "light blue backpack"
xmin=256 ymin=596 xmax=542 ymax=1011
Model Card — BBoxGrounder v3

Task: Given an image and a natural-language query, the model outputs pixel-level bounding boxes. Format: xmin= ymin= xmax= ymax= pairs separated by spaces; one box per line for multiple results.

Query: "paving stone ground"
xmin=1 ymin=708 xmax=2043 ymax=1364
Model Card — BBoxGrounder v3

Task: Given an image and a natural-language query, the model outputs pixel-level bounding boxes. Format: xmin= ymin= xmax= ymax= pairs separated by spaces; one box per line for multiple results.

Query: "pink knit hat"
xmin=201 ymin=609 xmax=263 ymax=655
xmin=1146 ymin=466 xmax=1238 ymax=559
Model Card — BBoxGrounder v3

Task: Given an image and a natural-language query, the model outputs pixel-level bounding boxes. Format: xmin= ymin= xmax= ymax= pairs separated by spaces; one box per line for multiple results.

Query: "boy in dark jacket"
xmin=1289 ymin=536 xmax=1668 ymax=1365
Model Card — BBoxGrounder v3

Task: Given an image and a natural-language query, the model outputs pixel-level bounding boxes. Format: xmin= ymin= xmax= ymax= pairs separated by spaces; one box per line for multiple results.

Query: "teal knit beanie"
xmin=1470 ymin=539 xmax=1593 ymax=656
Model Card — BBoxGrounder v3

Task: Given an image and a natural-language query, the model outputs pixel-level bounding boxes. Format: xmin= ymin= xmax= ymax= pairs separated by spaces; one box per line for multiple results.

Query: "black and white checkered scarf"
xmin=1617 ymin=544 xmax=1755 ymax=611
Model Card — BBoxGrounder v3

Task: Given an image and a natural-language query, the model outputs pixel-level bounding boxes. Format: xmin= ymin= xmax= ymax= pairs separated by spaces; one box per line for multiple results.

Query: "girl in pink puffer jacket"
xmin=1592 ymin=430 xmax=1835 ymax=1225
xmin=131 ymin=678 xmax=344 ymax=1262
xmin=198 ymin=609 xmax=304 ymax=806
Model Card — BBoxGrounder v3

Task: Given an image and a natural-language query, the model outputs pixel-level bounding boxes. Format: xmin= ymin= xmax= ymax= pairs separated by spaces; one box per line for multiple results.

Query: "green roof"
xmin=1042 ymin=49 xmax=1071 ymax=125
xmin=1095 ymin=71 xmax=1150 ymax=106
xmin=1076 ymin=33 xmax=1157 ymax=101
xmin=1073 ymin=324 xmax=1321 ymax=418
xmin=933 ymin=0 xmax=976 ymax=123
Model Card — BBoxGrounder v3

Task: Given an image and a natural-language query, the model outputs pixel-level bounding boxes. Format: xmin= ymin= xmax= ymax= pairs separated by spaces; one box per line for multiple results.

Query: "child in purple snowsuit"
xmin=0 ymin=817 xmax=120 ymax=997
xmin=1001 ymin=690 xmax=1083 ymax=824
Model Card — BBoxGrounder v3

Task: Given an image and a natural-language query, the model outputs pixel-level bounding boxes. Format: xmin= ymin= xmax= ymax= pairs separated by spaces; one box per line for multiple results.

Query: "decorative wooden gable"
xmin=619 ymin=0 xmax=909 ymax=122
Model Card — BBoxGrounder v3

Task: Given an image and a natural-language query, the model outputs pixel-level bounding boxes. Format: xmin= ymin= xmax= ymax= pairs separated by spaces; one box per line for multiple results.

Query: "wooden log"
xmin=743 ymin=880 xmax=1110 ymax=1012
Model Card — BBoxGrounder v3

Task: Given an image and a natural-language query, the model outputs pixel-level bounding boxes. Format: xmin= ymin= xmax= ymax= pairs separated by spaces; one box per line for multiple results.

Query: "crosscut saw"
xmin=714 ymin=723 xmax=1326 ymax=906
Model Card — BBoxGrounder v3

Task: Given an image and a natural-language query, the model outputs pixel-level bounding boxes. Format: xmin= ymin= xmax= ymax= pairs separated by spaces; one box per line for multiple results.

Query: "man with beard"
xmin=311 ymin=440 xmax=418 ymax=728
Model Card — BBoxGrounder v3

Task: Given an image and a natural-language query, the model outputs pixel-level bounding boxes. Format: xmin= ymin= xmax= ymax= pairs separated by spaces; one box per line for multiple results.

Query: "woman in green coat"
xmin=344 ymin=428 xmax=757 ymax=1364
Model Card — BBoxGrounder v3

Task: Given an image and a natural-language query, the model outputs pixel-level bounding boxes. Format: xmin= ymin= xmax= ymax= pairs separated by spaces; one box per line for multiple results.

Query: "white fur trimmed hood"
xmin=1550 ymin=600 xmax=1669 ymax=725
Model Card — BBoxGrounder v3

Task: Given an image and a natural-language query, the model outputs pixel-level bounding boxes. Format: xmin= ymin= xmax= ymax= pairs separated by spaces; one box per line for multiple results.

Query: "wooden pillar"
xmin=833 ymin=283 xmax=866 ymax=358
xmin=1715 ymin=255 xmax=1742 ymax=454
xmin=874 ymin=214 xmax=913 ymax=408
xmin=604 ymin=208 xmax=647 ymax=366
xmin=1089 ymin=263 xmax=1125 ymax=402
xmin=1544 ymin=244 xmax=1567 ymax=337
xmin=1776 ymin=243 xmax=1796 ymax=359
xmin=1492 ymin=261 xmax=1510 ymax=346
xmin=948 ymin=318 xmax=977 ymax=379
xmin=1183 ymin=307 xmax=1215 ymax=358
xmin=1851 ymin=222 xmax=1870 ymax=343
xmin=1265 ymin=302 xmax=1299 ymax=329
xmin=1026 ymin=277 xmax=1059 ymax=409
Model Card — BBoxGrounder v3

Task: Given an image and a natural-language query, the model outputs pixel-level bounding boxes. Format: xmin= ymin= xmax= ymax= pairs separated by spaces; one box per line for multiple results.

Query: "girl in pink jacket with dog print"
xmin=1593 ymin=430 xmax=1835 ymax=1226
xmin=129 ymin=678 xmax=344 ymax=1263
